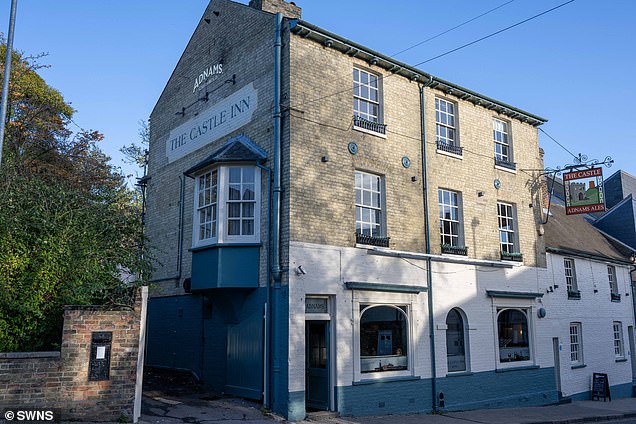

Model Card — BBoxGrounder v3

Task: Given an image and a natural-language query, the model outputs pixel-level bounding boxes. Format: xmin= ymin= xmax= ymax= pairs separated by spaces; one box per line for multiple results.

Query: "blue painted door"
xmin=306 ymin=321 xmax=329 ymax=410
xmin=225 ymin=309 xmax=263 ymax=399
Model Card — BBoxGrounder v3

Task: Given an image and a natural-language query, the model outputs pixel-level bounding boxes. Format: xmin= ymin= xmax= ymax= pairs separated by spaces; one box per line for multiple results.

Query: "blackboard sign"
xmin=592 ymin=373 xmax=611 ymax=401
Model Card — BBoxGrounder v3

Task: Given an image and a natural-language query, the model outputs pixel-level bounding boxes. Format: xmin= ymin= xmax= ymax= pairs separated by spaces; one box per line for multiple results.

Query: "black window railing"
xmin=353 ymin=115 xmax=387 ymax=135
xmin=441 ymin=244 xmax=468 ymax=256
xmin=501 ymin=251 xmax=523 ymax=262
xmin=356 ymin=232 xmax=390 ymax=248
xmin=567 ymin=290 xmax=581 ymax=300
xmin=436 ymin=140 xmax=463 ymax=156
xmin=611 ymin=293 xmax=621 ymax=302
xmin=495 ymin=157 xmax=517 ymax=171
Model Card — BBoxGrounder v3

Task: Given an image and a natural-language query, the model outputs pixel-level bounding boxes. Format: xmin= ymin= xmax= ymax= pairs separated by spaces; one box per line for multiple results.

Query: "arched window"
xmin=446 ymin=308 xmax=467 ymax=372
xmin=497 ymin=309 xmax=530 ymax=363
xmin=359 ymin=305 xmax=408 ymax=373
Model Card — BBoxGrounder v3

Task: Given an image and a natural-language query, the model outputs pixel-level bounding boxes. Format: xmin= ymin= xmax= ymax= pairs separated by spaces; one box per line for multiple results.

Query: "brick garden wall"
xmin=0 ymin=290 xmax=145 ymax=422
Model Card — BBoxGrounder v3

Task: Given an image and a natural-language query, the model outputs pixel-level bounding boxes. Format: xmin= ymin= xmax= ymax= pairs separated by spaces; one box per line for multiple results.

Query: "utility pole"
xmin=0 ymin=0 xmax=18 ymax=168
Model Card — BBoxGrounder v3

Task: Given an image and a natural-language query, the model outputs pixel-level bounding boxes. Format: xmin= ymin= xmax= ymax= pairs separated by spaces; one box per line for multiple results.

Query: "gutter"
xmin=289 ymin=19 xmax=547 ymax=126
xmin=545 ymin=246 xmax=633 ymax=266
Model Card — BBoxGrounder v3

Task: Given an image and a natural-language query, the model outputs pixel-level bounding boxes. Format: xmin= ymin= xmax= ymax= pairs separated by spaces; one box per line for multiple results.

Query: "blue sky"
xmin=2 ymin=0 xmax=634 ymax=181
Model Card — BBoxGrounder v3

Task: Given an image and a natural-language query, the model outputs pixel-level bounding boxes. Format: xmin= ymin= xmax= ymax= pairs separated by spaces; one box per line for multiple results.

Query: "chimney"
xmin=249 ymin=0 xmax=302 ymax=19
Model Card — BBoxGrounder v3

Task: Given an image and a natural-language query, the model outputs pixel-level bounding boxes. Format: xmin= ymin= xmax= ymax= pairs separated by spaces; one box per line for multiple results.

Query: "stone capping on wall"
xmin=0 ymin=351 xmax=60 ymax=359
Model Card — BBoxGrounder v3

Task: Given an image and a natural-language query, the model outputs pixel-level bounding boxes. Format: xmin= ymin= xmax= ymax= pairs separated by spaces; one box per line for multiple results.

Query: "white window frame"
xmin=355 ymin=170 xmax=385 ymax=238
xmin=613 ymin=321 xmax=625 ymax=359
xmin=192 ymin=165 xmax=261 ymax=248
xmin=608 ymin=265 xmax=619 ymax=295
xmin=564 ymin=258 xmax=578 ymax=293
xmin=497 ymin=202 xmax=518 ymax=254
xmin=438 ymin=188 xmax=464 ymax=247
xmin=353 ymin=67 xmax=382 ymax=124
xmin=435 ymin=97 xmax=458 ymax=147
xmin=570 ymin=322 xmax=583 ymax=366
xmin=493 ymin=118 xmax=512 ymax=163
xmin=352 ymin=293 xmax=415 ymax=382
xmin=495 ymin=307 xmax=534 ymax=369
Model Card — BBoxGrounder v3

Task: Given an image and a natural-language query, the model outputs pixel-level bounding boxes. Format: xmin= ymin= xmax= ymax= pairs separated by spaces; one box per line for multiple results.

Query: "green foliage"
xmin=0 ymin=42 xmax=151 ymax=352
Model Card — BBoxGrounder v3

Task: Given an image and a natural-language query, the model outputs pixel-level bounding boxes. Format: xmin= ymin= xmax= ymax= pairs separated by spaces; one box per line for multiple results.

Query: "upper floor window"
xmin=570 ymin=322 xmax=583 ymax=366
xmin=494 ymin=118 xmax=515 ymax=170
xmin=564 ymin=258 xmax=580 ymax=299
xmin=355 ymin=171 xmax=385 ymax=246
xmin=608 ymin=265 xmax=620 ymax=301
xmin=497 ymin=309 xmax=530 ymax=363
xmin=193 ymin=165 xmax=260 ymax=247
xmin=498 ymin=202 xmax=520 ymax=258
xmin=439 ymin=189 xmax=466 ymax=255
xmin=436 ymin=98 xmax=462 ymax=156
xmin=353 ymin=68 xmax=386 ymax=135
xmin=613 ymin=321 xmax=625 ymax=358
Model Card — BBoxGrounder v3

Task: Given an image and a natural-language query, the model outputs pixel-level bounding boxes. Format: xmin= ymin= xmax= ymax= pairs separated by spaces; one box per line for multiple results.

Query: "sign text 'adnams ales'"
xmin=166 ymin=83 xmax=257 ymax=163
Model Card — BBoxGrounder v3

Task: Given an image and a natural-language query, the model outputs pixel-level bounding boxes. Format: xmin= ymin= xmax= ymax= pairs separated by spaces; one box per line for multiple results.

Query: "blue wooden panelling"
xmin=191 ymin=245 xmax=260 ymax=290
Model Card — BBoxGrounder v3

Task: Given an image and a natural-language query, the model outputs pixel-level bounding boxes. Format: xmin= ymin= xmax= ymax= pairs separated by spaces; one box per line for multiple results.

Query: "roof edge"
xmin=290 ymin=19 xmax=548 ymax=126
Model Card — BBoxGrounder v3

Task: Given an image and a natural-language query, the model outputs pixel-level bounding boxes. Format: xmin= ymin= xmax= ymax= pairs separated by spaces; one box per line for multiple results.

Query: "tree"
xmin=0 ymin=42 xmax=151 ymax=351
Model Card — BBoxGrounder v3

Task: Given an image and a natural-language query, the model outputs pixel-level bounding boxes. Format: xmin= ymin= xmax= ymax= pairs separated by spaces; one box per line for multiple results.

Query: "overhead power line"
xmin=538 ymin=127 xmax=579 ymax=160
xmin=391 ymin=0 xmax=516 ymax=57
xmin=413 ymin=0 xmax=576 ymax=66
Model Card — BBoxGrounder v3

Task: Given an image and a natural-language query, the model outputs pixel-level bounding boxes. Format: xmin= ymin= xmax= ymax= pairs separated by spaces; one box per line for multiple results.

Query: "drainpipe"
xmin=272 ymin=12 xmax=283 ymax=285
xmin=257 ymin=162 xmax=273 ymax=408
xmin=420 ymin=79 xmax=437 ymax=412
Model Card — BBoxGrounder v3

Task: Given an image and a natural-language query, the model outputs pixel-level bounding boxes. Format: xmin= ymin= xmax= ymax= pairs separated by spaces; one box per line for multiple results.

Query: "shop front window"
xmin=359 ymin=305 xmax=408 ymax=373
xmin=497 ymin=309 xmax=530 ymax=363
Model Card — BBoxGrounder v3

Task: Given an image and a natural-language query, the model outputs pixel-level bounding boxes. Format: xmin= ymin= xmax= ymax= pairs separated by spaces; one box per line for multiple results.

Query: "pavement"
xmin=137 ymin=392 xmax=636 ymax=424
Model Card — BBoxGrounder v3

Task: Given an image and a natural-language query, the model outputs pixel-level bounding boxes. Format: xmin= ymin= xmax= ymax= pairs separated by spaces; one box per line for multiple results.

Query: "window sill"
xmin=571 ymin=364 xmax=586 ymax=369
xmin=353 ymin=375 xmax=420 ymax=386
xmin=446 ymin=371 xmax=473 ymax=377
xmin=495 ymin=364 xmax=539 ymax=373
xmin=436 ymin=148 xmax=463 ymax=160
xmin=353 ymin=124 xmax=387 ymax=139
xmin=495 ymin=164 xmax=517 ymax=174
xmin=190 ymin=242 xmax=262 ymax=252
xmin=616 ymin=358 xmax=628 ymax=363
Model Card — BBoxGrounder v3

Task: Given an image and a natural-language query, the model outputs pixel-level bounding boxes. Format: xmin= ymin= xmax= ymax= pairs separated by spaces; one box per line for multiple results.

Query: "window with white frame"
xmin=608 ymin=265 xmax=619 ymax=296
xmin=355 ymin=171 xmax=384 ymax=238
xmin=436 ymin=98 xmax=457 ymax=146
xmin=359 ymin=305 xmax=408 ymax=373
xmin=497 ymin=202 xmax=518 ymax=254
xmin=438 ymin=189 xmax=464 ymax=248
xmin=497 ymin=309 xmax=530 ymax=363
xmin=353 ymin=68 xmax=381 ymax=123
xmin=493 ymin=118 xmax=513 ymax=165
xmin=193 ymin=165 xmax=260 ymax=247
xmin=564 ymin=258 xmax=578 ymax=294
xmin=570 ymin=322 xmax=583 ymax=366
xmin=613 ymin=321 xmax=624 ymax=358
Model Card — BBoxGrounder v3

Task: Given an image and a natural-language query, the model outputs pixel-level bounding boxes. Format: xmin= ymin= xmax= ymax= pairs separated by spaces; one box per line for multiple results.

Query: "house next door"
xmin=306 ymin=321 xmax=329 ymax=410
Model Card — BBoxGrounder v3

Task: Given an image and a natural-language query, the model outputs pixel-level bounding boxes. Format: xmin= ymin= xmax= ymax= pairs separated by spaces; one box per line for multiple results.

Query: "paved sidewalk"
xmin=301 ymin=398 xmax=636 ymax=424
xmin=133 ymin=393 xmax=636 ymax=424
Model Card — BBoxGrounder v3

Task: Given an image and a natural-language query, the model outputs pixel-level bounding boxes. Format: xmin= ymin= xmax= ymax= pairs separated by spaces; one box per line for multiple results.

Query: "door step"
xmin=306 ymin=410 xmax=340 ymax=420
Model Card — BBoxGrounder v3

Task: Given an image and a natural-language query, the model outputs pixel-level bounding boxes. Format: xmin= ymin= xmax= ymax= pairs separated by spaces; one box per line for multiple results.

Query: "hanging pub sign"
xmin=563 ymin=167 xmax=606 ymax=215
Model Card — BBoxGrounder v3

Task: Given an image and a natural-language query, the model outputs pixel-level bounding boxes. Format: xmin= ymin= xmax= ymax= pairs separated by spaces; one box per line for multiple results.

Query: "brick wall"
xmin=0 ymin=290 xmax=145 ymax=422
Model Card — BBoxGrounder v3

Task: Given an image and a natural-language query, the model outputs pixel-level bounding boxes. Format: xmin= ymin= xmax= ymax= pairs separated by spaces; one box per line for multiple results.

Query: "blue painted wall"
xmin=334 ymin=367 xmax=557 ymax=416
xmin=569 ymin=382 xmax=634 ymax=401
xmin=191 ymin=245 xmax=260 ymax=290
xmin=270 ymin=285 xmax=292 ymax=419
xmin=437 ymin=367 xmax=559 ymax=411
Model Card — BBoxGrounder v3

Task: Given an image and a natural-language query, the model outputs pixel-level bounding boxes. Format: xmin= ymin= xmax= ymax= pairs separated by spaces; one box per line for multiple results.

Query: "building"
xmin=143 ymin=0 xmax=632 ymax=419
xmin=594 ymin=170 xmax=636 ymax=251
xmin=542 ymin=204 xmax=635 ymax=399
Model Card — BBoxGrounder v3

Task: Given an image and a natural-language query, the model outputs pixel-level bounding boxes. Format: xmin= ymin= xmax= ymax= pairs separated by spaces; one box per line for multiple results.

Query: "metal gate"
xmin=225 ymin=309 xmax=263 ymax=399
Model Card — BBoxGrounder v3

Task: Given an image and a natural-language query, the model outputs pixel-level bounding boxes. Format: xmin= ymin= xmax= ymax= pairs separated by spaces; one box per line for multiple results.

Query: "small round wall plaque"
xmin=402 ymin=156 xmax=411 ymax=168
xmin=494 ymin=179 xmax=501 ymax=189
xmin=348 ymin=142 xmax=358 ymax=155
